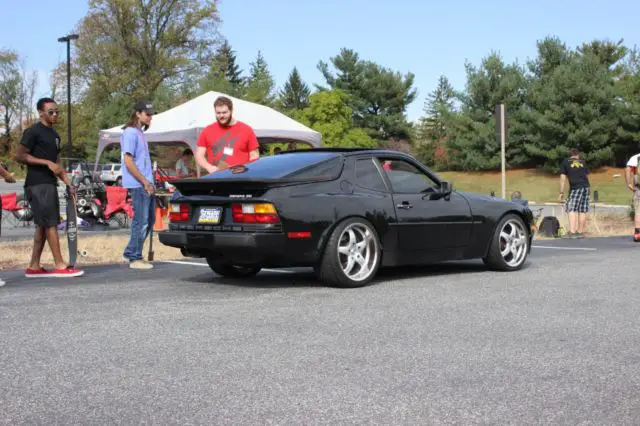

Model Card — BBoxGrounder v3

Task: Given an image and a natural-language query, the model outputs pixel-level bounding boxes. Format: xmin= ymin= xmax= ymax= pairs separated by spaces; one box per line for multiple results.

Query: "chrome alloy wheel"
xmin=337 ymin=222 xmax=379 ymax=282
xmin=499 ymin=218 xmax=528 ymax=267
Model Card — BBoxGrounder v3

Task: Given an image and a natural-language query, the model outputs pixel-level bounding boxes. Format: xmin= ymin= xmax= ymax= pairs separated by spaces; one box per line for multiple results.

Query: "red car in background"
xmin=155 ymin=167 xmax=178 ymax=183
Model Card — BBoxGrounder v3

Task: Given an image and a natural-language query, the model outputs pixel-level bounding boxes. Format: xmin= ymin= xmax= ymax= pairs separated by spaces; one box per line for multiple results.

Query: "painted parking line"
xmin=160 ymin=260 xmax=294 ymax=273
xmin=532 ymin=245 xmax=597 ymax=251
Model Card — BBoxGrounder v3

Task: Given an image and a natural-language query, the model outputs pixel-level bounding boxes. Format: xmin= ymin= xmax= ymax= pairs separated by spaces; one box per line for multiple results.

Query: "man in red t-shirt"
xmin=195 ymin=96 xmax=260 ymax=174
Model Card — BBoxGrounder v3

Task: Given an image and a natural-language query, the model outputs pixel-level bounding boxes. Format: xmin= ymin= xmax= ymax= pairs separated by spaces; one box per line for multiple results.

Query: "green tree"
xmin=317 ymin=48 xmax=417 ymax=141
xmin=523 ymin=45 xmax=619 ymax=170
xmin=0 ymin=49 xmax=21 ymax=153
xmin=578 ymin=39 xmax=627 ymax=75
xmin=244 ymin=50 xmax=275 ymax=105
xmin=295 ymin=90 xmax=376 ymax=148
xmin=526 ymin=36 xmax=572 ymax=80
xmin=415 ymin=76 xmax=456 ymax=167
xmin=278 ymin=66 xmax=310 ymax=112
xmin=615 ymin=45 xmax=640 ymax=163
xmin=443 ymin=52 xmax=529 ymax=170
xmin=55 ymin=0 xmax=220 ymax=160
xmin=76 ymin=0 xmax=220 ymax=101
xmin=201 ymin=39 xmax=244 ymax=96
xmin=418 ymin=75 xmax=456 ymax=140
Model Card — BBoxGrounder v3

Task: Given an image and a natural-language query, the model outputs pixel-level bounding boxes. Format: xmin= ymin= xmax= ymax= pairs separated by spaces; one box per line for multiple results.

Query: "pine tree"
xmin=216 ymin=39 xmax=243 ymax=88
xmin=419 ymin=75 xmax=455 ymax=141
xmin=245 ymin=50 xmax=275 ymax=105
xmin=279 ymin=67 xmax=310 ymax=111
xmin=200 ymin=39 xmax=244 ymax=96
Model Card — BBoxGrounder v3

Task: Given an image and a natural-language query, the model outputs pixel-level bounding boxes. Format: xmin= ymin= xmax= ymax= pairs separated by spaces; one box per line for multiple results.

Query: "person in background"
xmin=624 ymin=152 xmax=640 ymax=241
xmin=195 ymin=96 xmax=259 ymax=174
xmin=15 ymin=97 xmax=84 ymax=278
xmin=558 ymin=148 xmax=590 ymax=239
xmin=0 ymin=163 xmax=16 ymax=286
xmin=121 ymin=99 xmax=156 ymax=269
xmin=0 ymin=163 xmax=15 ymax=184
xmin=175 ymin=148 xmax=195 ymax=178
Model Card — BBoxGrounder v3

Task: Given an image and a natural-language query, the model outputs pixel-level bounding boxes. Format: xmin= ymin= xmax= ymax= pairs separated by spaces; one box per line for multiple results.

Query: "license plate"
xmin=198 ymin=207 xmax=222 ymax=224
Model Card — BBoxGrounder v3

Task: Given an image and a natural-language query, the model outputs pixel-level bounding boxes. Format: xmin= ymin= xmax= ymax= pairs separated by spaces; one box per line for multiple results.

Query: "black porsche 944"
xmin=159 ymin=148 xmax=534 ymax=288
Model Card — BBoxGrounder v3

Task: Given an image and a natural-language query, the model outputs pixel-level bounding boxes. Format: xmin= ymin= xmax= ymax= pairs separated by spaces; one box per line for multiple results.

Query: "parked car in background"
xmin=100 ymin=163 xmax=123 ymax=186
xmin=64 ymin=158 xmax=102 ymax=186
xmin=156 ymin=167 xmax=178 ymax=184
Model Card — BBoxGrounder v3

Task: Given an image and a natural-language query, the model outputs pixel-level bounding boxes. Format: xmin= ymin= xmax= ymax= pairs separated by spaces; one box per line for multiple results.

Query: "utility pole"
xmin=57 ymin=33 xmax=79 ymax=160
xmin=495 ymin=104 xmax=507 ymax=199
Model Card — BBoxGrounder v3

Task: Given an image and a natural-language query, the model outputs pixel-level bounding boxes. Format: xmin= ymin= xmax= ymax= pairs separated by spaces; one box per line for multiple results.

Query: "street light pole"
xmin=57 ymin=34 xmax=79 ymax=160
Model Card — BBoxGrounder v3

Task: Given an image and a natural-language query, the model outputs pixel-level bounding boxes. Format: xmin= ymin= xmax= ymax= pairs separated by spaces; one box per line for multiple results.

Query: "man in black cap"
xmin=120 ymin=99 xmax=156 ymax=269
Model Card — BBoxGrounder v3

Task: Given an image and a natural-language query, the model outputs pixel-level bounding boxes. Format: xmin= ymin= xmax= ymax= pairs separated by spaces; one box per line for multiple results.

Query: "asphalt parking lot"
xmin=1 ymin=236 xmax=639 ymax=424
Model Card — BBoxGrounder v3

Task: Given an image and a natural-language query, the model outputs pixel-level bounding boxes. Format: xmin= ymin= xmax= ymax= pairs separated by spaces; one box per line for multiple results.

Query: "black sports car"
xmin=159 ymin=148 xmax=534 ymax=288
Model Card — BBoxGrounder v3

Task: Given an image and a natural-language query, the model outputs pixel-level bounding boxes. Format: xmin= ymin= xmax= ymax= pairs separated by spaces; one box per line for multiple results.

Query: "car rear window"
xmin=205 ymin=151 xmax=343 ymax=180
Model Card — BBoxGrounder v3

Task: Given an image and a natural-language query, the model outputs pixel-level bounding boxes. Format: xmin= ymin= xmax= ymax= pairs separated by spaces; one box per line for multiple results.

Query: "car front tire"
xmin=483 ymin=213 xmax=529 ymax=271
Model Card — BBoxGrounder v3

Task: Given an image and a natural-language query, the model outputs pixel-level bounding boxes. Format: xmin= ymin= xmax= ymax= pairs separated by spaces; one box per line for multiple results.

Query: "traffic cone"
xmin=153 ymin=206 xmax=165 ymax=231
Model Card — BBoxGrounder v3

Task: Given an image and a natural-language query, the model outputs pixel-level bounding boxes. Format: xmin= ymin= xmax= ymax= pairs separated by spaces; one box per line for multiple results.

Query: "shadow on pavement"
xmin=185 ymin=260 xmax=501 ymax=289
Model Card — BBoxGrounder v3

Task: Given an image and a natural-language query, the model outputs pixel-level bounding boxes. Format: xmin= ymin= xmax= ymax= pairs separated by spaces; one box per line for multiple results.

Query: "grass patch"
xmin=439 ymin=167 xmax=631 ymax=205
xmin=0 ymin=234 xmax=182 ymax=270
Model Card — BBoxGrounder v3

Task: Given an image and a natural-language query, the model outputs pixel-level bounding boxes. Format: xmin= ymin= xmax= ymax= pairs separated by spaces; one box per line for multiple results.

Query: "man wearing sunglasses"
xmin=15 ymin=97 xmax=84 ymax=278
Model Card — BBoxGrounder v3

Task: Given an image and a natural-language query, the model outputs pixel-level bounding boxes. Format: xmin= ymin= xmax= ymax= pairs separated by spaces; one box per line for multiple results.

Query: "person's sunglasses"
xmin=47 ymin=109 xmax=60 ymax=116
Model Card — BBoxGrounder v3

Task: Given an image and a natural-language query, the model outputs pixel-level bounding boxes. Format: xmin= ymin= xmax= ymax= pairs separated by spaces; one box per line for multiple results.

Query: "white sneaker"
xmin=0 ymin=278 xmax=6 ymax=287
xmin=129 ymin=260 xmax=154 ymax=270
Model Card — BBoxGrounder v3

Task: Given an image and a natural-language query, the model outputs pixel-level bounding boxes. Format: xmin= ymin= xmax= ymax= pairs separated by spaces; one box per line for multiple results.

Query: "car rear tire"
xmin=318 ymin=217 xmax=381 ymax=288
xmin=483 ymin=213 xmax=529 ymax=271
xmin=205 ymin=257 xmax=262 ymax=278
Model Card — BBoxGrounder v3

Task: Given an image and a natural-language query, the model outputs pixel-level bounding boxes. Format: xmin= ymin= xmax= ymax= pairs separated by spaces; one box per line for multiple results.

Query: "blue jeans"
xmin=123 ymin=187 xmax=156 ymax=261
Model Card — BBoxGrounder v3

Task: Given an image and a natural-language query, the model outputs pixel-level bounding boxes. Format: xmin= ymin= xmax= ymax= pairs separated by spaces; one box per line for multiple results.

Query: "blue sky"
xmin=2 ymin=0 xmax=639 ymax=122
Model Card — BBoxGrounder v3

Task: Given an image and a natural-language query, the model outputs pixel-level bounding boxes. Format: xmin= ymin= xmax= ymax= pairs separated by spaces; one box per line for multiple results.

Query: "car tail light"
xmin=231 ymin=203 xmax=280 ymax=223
xmin=169 ymin=203 xmax=190 ymax=222
xmin=288 ymin=231 xmax=311 ymax=239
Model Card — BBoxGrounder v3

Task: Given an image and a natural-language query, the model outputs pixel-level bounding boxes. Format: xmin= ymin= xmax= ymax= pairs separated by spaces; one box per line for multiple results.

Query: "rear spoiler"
xmin=171 ymin=176 xmax=331 ymax=196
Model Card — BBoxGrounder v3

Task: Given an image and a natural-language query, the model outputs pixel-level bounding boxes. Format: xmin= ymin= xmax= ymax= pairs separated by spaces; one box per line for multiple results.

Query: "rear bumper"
xmin=159 ymin=230 xmax=284 ymax=251
xmin=158 ymin=231 xmax=316 ymax=266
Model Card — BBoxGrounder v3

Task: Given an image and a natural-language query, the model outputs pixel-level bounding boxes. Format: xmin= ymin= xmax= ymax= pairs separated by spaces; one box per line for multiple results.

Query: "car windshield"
xmin=202 ymin=151 xmax=343 ymax=180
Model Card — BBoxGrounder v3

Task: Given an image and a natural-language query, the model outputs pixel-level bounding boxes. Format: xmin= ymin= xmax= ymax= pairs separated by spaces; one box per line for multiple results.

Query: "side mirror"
xmin=440 ymin=180 xmax=453 ymax=194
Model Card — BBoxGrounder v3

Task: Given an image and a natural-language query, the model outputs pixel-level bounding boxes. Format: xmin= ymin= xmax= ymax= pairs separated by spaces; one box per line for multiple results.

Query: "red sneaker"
xmin=634 ymin=233 xmax=640 ymax=242
xmin=50 ymin=267 xmax=84 ymax=278
xmin=25 ymin=267 xmax=50 ymax=278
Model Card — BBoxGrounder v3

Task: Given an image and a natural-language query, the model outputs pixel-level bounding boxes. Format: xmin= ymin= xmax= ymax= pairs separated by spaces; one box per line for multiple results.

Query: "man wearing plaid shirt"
xmin=558 ymin=148 xmax=590 ymax=239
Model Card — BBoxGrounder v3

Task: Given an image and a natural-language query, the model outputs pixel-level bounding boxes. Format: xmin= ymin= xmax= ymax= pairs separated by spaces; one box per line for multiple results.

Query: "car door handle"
xmin=397 ymin=202 xmax=413 ymax=209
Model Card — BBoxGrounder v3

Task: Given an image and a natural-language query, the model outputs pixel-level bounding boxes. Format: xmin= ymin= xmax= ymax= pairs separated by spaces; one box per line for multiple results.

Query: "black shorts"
xmin=25 ymin=183 xmax=60 ymax=228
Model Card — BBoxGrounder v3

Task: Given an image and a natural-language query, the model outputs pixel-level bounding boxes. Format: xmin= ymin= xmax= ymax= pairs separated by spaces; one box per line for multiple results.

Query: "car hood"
xmin=457 ymin=191 xmax=531 ymax=210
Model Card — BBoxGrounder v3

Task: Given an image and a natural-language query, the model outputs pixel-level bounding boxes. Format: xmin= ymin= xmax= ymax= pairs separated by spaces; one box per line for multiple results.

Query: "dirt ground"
xmin=0 ymin=234 xmax=182 ymax=270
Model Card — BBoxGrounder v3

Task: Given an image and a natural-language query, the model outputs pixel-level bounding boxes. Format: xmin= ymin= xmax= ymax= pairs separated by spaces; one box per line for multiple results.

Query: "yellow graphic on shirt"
xmin=570 ymin=160 xmax=584 ymax=168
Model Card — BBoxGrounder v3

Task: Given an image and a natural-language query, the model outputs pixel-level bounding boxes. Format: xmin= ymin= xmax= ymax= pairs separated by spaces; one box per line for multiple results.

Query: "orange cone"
xmin=153 ymin=206 xmax=165 ymax=231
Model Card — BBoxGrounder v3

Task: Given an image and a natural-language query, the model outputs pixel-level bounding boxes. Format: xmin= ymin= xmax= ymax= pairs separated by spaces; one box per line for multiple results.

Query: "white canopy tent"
xmin=94 ymin=91 xmax=322 ymax=174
